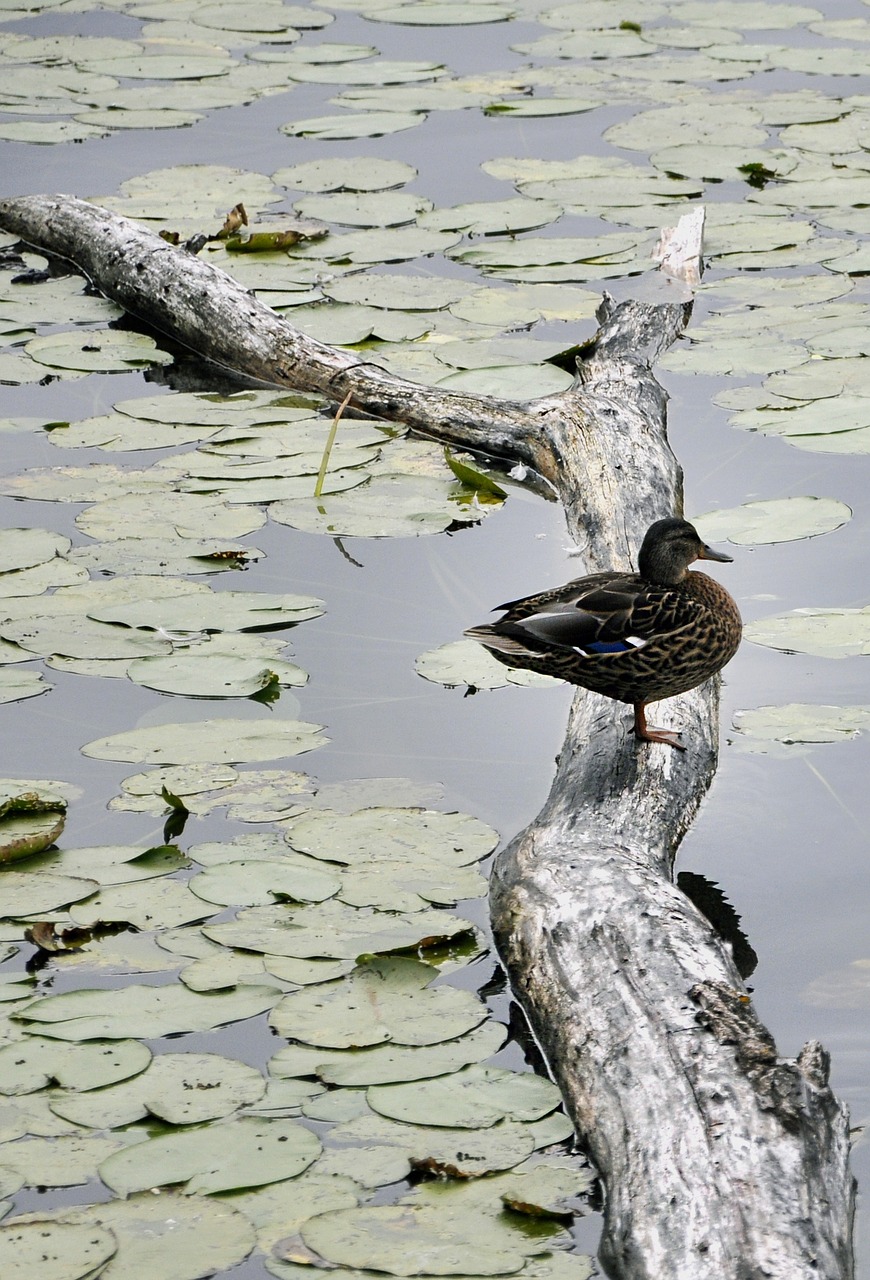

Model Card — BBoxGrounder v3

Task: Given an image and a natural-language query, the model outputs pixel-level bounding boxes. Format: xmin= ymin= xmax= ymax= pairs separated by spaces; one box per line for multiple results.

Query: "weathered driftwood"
xmin=0 ymin=194 xmax=854 ymax=1279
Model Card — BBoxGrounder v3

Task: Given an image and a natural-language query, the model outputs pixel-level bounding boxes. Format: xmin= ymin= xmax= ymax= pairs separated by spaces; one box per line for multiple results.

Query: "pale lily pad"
xmin=61 ymin=1193 xmax=256 ymax=1280
xmin=189 ymin=858 xmax=341 ymax=907
xmin=270 ymin=1020 xmax=507 ymax=1086
xmin=417 ymin=639 xmax=563 ymax=689
xmin=0 ymin=1217 xmax=116 ymax=1279
xmin=82 ymin=718 xmax=328 ymax=765
xmin=0 ymin=1133 xmax=140 ymax=1187
xmin=223 ymin=1171 xmax=360 ymax=1256
xmin=127 ymin=651 xmax=307 ymax=698
xmin=368 ymin=1064 xmax=561 ymax=1128
xmin=281 ymin=112 xmax=423 ymax=140
xmin=68 ymin=538 xmax=263 ymax=577
xmin=205 ymin=900 xmax=473 ymax=960
xmin=323 ymin=273 xmax=476 ymax=310
xmin=270 ymin=956 xmax=486 ymax=1047
xmin=365 ymin=2 xmax=512 ymax=23
xmin=744 ymin=608 xmax=870 ymax=658
xmin=0 ymin=528 xmax=70 ymax=574
xmin=0 ymin=791 xmax=67 ymax=864
xmin=274 ymin=157 xmax=417 ymax=192
xmin=295 ymin=191 xmax=432 ymax=227
xmin=0 ymin=669 xmax=49 ymax=703
xmin=91 ymin=589 xmax=324 ymax=633
xmin=732 ymin=703 xmax=870 ymax=746
xmin=25 ymin=330 xmax=172 ymax=372
xmin=0 ymin=872 xmax=97 ymax=919
xmin=284 ymin=806 xmax=498 ymax=867
xmin=49 ymin=1053 xmax=266 ymax=1128
xmin=67 ymin=879 xmax=209 ymax=931
xmin=693 ymin=497 xmax=851 ymax=545
xmin=270 ymin=474 xmax=481 ymax=538
xmin=13 ymin=983 xmax=280 ymax=1041
xmin=0 ymin=1037 xmax=151 ymax=1096
xmin=100 ymin=1115 xmax=319 ymax=1196
xmin=76 ymin=491 xmax=266 ymax=541
xmin=300 ymin=1201 xmax=525 ymax=1276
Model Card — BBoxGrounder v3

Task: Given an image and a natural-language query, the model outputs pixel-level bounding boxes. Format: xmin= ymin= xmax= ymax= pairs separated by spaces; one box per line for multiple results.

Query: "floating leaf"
xmin=13 ymin=982 xmax=280 ymax=1041
xmin=732 ymin=703 xmax=870 ymax=745
xmin=284 ymin=806 xmax=498 ymax=867
xmin=368 ymin=1064 xmax=562 ymax=1128
xmin=82 ymin=718 xmax=328 ymax=765
xmin=0 ymin=1036 xmax=151 ymax=1096
xmin=417 ymin=639 xmax=563 ymax=689
xmin=0 ymin=668 xmax=50 ymax=703
xmin=205 ymin=900 xmax=473 ymax=960
xmin=0 ymin=1218 xmax=116 ymax=1279
xmin=25 ymin=330 xmax=172 ymax=372
xmin=99 ymin=1115 xmax=320 ymax=1196
xmin=270 ymin=956 xmax=486 ymax=1047
xmin=270 ymin=1020 xmax=506 ymax=1087
xmin=189 ymin=857 xmax=341 ymax=908
xmin=693 ymin=497 xmax=851 ymax=545
xmin=49 ymin=1052 xmax=266 ymax=1128
xmin=745 ymin=607 xmax=870 ymax=659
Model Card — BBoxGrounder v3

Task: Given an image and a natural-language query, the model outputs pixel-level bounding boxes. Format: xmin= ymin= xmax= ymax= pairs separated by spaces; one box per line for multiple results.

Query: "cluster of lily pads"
xmin=2 ymin=0 xmax=870 ymax=1271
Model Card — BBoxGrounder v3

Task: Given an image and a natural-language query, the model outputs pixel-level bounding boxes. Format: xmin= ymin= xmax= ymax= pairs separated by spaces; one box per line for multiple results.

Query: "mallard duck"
xmin=465 ymin=517 xmax=742 ymax=751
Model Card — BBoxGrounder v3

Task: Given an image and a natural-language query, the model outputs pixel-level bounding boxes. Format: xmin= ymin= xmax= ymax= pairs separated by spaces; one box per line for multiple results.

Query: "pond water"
xmin=1 ymin=0 xmax=870 ymax=1276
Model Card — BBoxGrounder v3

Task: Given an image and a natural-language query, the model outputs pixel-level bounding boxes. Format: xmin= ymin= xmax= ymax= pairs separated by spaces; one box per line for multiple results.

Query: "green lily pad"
xmin=284 ymin=806 xmax=497 ymax=867
xmin=13 ymin=982 xmax=281 ymax=1041
xmin=49 ymin=1052 xmax=266 ymax=1129
xmin=99 ymin=1115 xmax=320 ymax=1196
xmin=82 ymin=718 xmax=328 ymax=766
xmin=0 ymin=1218 xmax=116 ymax=1279
xmin=274 ymin=157 xmax=417 ymax=192
xmin=189 ymin=857 xmax=341 ymax=907
xmin=270 ymin=1019 xmax=506 ymax=1087
xmin=0 ymin=1037 xmax=151 ymax=1096
xmin=693 ymin=497 xmax=851 ymax=545
xmin=58 ymin=1193 xmax=256 ymax=1280
xmin=368 ymin=1064 xmax=562 ymax=1128
xmin=417 ymin=639 xmax=563 ymax=689
xmin=300 ymin=1201 xmax=525 ymax=1276
xmin=270 ymin=474 xmax=482 ymax=538
xmin=205 ymin=900 xmax=473 ymax=960
xmin=0 ymin=669 xmax=50 ymax=703
xmin=281 ymin=112 xmax=424 ymax=140
xmin=25 ymin=330 xmax=172 ymax=372
xmin=270 ymin=956 xmax=486 ymax=1047
xmin=744 ymin=607 xmax=870 ymax=658
xmin=732 ymin=703 xmax=870 ymax=746
xmin=0 ymin=1133 xmax=141 ymax=1187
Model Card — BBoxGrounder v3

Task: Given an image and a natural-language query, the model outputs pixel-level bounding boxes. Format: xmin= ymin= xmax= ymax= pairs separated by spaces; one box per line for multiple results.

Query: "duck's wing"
xmin=495 ymin=577 xmax=702 ymax=655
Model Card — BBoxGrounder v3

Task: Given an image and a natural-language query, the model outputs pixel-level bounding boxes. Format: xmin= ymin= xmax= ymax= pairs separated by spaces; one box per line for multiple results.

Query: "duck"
xmin=465 ymin=517 xmax=742 ymax=751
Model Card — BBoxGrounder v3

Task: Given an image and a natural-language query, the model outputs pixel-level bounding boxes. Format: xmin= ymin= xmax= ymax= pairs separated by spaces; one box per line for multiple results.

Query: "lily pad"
xmin=100 ymin=1115 xmax=320 ymax=1196
xmin=744 ymin=607 xmax=870 ymax=658
xmin=0 ymin=1037 xmax=151 ymax=1097
xmin=417 ymin=639 xmax=563 ymax=689
xmin=270 ymin=474 xmax=481 ymax=538
xmin=693 ymin=497 xmax=851 ymax=545
xmin=204 ymin=900 xmax=473 ymax=960
xmin=13 ymin=982 xmax=281 ymax=1041
xmin=732 ymin=703 xmax=870 ymax=746
xmin=284 ymin=806 xmax=498 ymax=867
xmin=25 ymin=330 xmax=172 ymax=372
xmin=49 ymin=1052 xmax=266 ymax=1128
xmin=81 ymin=718 xmax=328 ymax=765
xmin=189 ymin=857 xmax=341 ymax=907
xmin=368 ymin=1064 xmax=561 ymax=1128
xmin=270 ymin=956 xmax=486 ymax=1047
xmin=0 ymin=1218 xmax=116 ymax=1279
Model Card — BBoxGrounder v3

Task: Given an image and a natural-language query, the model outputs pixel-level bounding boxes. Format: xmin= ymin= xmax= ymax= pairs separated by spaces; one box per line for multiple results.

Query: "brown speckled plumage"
xmin=465 ymin=518 xmax=742 ymax=750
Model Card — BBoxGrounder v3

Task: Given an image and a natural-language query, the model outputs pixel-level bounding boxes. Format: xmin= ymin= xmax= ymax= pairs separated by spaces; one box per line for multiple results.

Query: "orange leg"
xmin=633 ymin=703 xmax=686 ymax=751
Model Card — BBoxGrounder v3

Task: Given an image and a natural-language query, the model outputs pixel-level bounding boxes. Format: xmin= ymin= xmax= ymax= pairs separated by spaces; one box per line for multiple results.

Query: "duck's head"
xmin=637 ymin=517 xmax=732 ymax=585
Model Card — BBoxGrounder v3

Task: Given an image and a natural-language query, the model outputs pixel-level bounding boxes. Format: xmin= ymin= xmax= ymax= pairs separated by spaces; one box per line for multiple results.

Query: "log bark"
xmin=0 ymin=194 xmax=854 ymax=1278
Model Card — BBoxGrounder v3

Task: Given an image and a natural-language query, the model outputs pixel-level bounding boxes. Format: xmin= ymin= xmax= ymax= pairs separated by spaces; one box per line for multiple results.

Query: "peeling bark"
xmin=0 ymin=194 xmax=854 ymax=1279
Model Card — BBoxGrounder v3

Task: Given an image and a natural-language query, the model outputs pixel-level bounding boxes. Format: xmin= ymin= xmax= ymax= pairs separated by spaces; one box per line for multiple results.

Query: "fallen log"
xmin=0 ymin=194 xmax=854 ymax=1278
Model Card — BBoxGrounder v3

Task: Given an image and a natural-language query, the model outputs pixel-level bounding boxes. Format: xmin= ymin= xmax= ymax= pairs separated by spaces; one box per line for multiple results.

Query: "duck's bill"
xmin=698 ymin=542 xmax=733 ymax=563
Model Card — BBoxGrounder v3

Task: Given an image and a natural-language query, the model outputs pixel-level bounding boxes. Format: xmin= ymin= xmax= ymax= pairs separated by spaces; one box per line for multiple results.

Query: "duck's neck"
xmin=637 ymin=546 xmax=690 ymax=586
